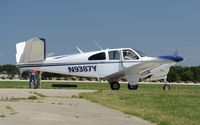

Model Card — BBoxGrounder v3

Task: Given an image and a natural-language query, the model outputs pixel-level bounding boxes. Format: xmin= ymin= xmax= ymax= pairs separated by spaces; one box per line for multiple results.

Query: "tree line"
xmin=0 ymin=64 xmax=19 ymax=78
xmin=0 ymin=64 xmax=200 ymax=83
xmin=167 ymin=66 xmax=200 ymax=83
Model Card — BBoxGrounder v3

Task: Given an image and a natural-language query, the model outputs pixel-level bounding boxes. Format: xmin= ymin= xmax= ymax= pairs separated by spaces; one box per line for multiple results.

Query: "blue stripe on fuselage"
xmin=18 ymin=61 xmax=141 ymax=68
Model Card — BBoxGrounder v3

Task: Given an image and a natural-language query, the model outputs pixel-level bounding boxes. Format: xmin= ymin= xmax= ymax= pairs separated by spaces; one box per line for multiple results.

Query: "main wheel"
xmin=110 ymin=81 xmax=120 ymax=90
xmin=128 ymin=84 xmax=138 ymax=90
xmin=163 ymin=84 xmax=170 ymax=90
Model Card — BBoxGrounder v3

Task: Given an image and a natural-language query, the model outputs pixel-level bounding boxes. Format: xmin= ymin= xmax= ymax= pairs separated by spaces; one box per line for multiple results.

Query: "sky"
xmin=0 ymin=0 xmax=199 ymax=66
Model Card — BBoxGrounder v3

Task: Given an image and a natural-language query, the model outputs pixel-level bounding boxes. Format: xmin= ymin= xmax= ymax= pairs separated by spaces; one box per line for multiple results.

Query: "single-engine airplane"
xmin=16 ymin=37 xmax=184 ymax=90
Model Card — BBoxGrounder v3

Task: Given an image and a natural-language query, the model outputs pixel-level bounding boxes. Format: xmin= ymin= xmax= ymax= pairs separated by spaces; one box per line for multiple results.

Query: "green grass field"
xmin=0 ymin=81 xmax=200 ymax=125
xmin=0 ymin=81 xmax=110 ymax=89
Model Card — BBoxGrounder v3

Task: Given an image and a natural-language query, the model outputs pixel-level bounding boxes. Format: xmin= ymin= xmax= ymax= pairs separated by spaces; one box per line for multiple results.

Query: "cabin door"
xmin=121 ymin=49 xmax=140 ymax=68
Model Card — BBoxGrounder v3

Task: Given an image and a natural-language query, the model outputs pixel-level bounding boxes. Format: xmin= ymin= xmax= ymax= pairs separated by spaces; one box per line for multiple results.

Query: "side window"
xmin=88 ymin=52 xmax=106 ymax=60
xmin=109 ymin=51 xmax=120 ymax=60
xmin=123 ymin=50 xmax=139 ymax=60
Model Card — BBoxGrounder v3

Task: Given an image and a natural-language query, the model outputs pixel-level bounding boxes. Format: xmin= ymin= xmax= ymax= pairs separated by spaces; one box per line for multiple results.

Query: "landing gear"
xmin=163 ymin=84 xmax=170 ymax=90
xmin=163 ymin=78 xmax=170 ymax=90
xmin=110 ymin=81 xmax=120 ymax=90
xmin=128 ymin=83 xmax=138 ymax=90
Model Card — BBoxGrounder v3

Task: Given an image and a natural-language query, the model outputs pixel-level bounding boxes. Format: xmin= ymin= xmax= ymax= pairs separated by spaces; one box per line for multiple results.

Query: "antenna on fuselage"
xmin=76 ymin=47 xmax=84 ymax=53
xmin=94 ymin=41 xmax=104 ymax=50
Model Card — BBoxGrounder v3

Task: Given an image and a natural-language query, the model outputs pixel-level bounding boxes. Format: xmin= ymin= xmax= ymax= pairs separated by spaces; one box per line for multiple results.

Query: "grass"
xmin=80 ymin=84 xmax=200 ymax=125
xmin=5 ymin=105 xmax=13 ymax=111
xmin=0 ymin=97 xmax=27 ymax=102
xmin=0 ymin=81 xmax=200 ymax=125
xmin=0 ymin=114 xmax=5 ymax=118
xmin=31 ymin=92 xmax=47 ymax=97
xmin=0 ymin=81 xmax=110 ymax=89
xmin=5 ymin=105 xmax=18 ymax=115
xmin=27 ymin=96 xmax=38 ymax=100
xmin=0 ymin=95 xmax=39 ymax=102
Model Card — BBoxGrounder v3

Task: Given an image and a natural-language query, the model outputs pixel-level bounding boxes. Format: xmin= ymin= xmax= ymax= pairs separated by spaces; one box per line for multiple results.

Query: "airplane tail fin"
xmin=16 ymin=37 xmax=46 ymax=65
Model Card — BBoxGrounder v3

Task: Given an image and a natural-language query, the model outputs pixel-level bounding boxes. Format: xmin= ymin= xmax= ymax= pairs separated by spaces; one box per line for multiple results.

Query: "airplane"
xmin=16 ymin=37 xmax=184 ymax=90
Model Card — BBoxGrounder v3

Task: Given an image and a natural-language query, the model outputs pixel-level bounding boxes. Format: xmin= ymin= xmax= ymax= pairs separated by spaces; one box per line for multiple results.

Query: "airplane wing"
xmin=104 ymin=57 xmax=177 ymax=85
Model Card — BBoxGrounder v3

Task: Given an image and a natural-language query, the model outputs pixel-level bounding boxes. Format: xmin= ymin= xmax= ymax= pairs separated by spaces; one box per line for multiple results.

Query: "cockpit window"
xmin=123 ymin=50 xmax=139 ymax=60
xmin=134 ymin=49 xmax=146 ymax=57
xmin=109 ymin=51 xmax=120 ymax=60
xmin=88 ymin=52 xmax=106 ymax=60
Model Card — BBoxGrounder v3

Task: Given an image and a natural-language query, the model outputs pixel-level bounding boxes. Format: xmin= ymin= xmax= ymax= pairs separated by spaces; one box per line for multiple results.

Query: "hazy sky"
xmin=0 ymin=0 xmax=199 ymax=66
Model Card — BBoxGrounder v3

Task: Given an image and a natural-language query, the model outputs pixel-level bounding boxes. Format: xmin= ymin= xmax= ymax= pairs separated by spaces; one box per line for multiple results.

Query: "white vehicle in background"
xmin=16 ymin=37 xmax=184 ymax=90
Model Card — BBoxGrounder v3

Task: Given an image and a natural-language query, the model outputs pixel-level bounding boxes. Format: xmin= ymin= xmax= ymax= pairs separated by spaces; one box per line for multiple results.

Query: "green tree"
xmin=167 ymin=67 xmax=181 ymax=82
xmin=181 ymin=70 xmax=193 ymax=82
xmin=0 ymin=65 xmax=3 ymax=73
xmin=190 ymin=66 xmax=200 ymax=83
xmin=2 ymin=64 xmax=19 ymax=78
xmin=20 ymin=71 xmax=29 ymax=79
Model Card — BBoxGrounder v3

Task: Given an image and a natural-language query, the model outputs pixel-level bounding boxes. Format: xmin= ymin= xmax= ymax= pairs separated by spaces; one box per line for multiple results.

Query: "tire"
xmin=128 ymin=84 xmax=138 ymax=90
xmin=163 ymin=84 xmax=170 ymax=90
xmin=110 ymin=82 xmax=120 ymax=90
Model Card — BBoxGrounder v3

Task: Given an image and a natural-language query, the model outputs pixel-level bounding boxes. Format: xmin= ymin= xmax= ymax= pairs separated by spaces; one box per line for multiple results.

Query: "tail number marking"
xmin=68 ymin=66 xmax=97 ymax=73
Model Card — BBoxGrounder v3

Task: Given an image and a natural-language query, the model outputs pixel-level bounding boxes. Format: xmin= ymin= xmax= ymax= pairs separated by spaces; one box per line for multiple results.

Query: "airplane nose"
xmin=158 ymin=55 xmax=184 ymax=62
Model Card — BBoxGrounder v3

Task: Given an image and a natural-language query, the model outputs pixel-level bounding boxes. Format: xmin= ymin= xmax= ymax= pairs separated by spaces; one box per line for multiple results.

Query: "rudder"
xmin=16 ymin=37 xmax=46 ymax=64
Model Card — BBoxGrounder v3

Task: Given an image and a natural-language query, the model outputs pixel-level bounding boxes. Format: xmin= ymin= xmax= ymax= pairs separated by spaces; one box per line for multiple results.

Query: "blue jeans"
xmin=29 ymin=76 xmax=37 ymax=88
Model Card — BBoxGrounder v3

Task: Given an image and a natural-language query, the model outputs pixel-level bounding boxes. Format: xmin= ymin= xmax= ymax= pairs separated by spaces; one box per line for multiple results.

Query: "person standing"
xmin=29 ymin=70 xmax=37 ymax=89
xmin=36 ymin=71 xmax=42 ymax=89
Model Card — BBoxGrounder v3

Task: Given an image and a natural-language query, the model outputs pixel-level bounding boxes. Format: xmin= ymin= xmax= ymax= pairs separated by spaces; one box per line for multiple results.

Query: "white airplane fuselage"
xmin=17 ymin=37 xmax=184 ymax=90
xmin=20 ymin=48 xmax=173 ymax=81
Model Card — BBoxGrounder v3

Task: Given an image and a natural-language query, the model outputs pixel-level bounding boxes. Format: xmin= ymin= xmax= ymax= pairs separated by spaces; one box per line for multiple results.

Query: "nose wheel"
xmin=128 ymin=83 xmax=138 ymax=90
xmin=163 ymin=84 xmax=170 ymax=90
xmin=110 ymin=81 xmax=120 ymax=90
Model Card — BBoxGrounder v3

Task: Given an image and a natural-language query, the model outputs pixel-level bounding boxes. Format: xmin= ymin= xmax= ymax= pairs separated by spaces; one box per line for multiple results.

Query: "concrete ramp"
xmin=0 ymin=89 xmax=154 ymax=125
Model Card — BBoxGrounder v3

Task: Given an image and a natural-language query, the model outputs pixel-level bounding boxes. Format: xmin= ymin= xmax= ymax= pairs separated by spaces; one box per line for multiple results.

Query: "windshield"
xmin=123 ymin=50 xmax=139 ymax=60
xmin=134 ymin=49 xmax=146 ymax=57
